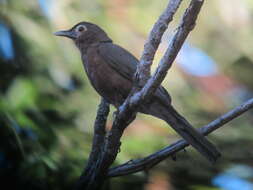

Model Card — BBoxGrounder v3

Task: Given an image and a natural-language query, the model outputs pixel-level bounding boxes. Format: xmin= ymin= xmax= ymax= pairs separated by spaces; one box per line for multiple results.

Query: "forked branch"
xmin=108 ymin=98 xmax=253 ymax=177
xmin=75 ymin=0 xmax=232 ymax=190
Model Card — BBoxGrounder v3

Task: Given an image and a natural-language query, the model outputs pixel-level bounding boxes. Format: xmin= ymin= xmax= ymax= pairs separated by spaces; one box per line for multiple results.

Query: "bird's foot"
xmin=112 ymin=110 xmax=119 ymax=121
xmin=171 ymin=154 xmax=177 ymax=161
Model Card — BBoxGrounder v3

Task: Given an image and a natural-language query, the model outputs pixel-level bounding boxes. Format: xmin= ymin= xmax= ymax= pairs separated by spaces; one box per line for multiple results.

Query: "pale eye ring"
xmin=77 ymin=25 xmax=86 ymax=32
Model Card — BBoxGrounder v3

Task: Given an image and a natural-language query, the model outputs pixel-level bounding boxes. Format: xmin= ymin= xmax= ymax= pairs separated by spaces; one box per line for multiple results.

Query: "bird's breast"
xmin=82 ymin=46 xmax=132 ymax=107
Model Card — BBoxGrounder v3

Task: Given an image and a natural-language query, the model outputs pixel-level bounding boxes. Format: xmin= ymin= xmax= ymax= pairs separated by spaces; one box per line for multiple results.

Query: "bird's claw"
xmin=171 ymin=154 xmax=177 ymax=161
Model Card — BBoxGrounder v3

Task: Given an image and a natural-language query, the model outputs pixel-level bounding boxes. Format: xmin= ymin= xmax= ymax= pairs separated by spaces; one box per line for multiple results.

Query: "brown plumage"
xmin=54 ymin=22 xmax=221 ymax=163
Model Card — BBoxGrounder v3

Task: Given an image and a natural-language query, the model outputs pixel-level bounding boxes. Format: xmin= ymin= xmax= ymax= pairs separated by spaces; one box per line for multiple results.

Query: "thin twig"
xmin=139 ymin=0 xmax=203 ymax=99
xmin=137 ymin=0 xmax=183 ymax=85
xmin=108 ymin=98 xmax=253 ymax=177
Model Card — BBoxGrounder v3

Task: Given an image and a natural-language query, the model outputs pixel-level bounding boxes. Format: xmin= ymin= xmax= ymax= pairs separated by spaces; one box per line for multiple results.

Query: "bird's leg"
xmin=112 ymin=110 xmax=118 ymax=121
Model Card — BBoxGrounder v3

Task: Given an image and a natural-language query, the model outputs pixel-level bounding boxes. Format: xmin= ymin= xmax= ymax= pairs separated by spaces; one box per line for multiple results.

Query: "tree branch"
xmin=93 ymin=0 xmax=204 ymax=184
xmin=86 ymin=98 xmax=110 ymax=167
xmin=133 ymin=0 xmax=204 ymax=103
xmin=77 ymin=0 xmax=206 ymax=189
xmin=75 ymin=98 xmax=110 ymax=189
xmin=108 ymin=98 xmax=253 ymax=177
xmin=137 ymin=0 xmax=183 ymax=85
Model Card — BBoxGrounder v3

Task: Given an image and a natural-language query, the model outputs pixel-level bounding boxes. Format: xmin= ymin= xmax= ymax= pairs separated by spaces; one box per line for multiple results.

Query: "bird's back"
xmin=82 ymin=42 xmax=133 ymax=107
xmin=82 ymin=42 xmax=171 ymax=108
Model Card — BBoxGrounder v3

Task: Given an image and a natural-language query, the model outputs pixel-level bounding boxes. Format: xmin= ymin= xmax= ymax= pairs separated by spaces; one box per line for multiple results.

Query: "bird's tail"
xmin=158 ymin=104 xmax=221 ymax=163
xmin=165 ymin=105 xmax=221 ymax=163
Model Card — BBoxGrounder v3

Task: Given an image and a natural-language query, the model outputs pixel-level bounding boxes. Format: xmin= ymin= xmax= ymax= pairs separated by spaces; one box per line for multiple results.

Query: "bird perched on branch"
xmin=54 ymin=22 xmax=221 ymax=163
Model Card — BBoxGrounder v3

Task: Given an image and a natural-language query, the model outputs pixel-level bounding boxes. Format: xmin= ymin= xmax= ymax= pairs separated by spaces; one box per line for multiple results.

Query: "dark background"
xmin=0 ymin=0 xmax=253 ymax=189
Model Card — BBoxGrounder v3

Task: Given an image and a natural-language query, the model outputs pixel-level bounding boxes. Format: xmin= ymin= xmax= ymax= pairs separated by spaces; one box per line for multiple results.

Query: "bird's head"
xmin=54 ymin=22 xmax=112 ymax=50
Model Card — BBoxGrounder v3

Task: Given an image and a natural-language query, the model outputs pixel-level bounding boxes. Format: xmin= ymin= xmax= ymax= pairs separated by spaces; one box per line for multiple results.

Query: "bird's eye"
xmin=77 ymin=25 xmax=86 ymax=32
xmin=78 ymin=26 xmax=84 ymax=32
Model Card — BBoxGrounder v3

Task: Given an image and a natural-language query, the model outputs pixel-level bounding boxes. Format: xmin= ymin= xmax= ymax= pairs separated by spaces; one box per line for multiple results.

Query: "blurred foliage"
xmin=0 ymin=0 xmax=253 ymax=189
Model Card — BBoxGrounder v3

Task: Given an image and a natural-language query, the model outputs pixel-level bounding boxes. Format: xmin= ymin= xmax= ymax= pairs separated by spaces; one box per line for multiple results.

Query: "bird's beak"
xmin=54 ymin=30 xmax=77 ymax=39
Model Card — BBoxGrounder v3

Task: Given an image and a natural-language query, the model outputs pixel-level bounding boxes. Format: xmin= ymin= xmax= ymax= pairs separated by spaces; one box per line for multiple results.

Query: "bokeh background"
xmin=1 ymin=0 xmax=253 ymax=189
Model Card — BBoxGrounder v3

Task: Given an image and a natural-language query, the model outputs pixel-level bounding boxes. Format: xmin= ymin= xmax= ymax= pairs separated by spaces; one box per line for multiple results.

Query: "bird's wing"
xmin=99 ymin=42 xmax=171 ymax=105
xmin=98 ymin=42 xmax=137 ymax=81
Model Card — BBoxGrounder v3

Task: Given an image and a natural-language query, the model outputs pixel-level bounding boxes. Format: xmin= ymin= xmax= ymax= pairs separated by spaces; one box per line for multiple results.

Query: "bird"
xmin=54 ymin=21 xmax=221 ymax=163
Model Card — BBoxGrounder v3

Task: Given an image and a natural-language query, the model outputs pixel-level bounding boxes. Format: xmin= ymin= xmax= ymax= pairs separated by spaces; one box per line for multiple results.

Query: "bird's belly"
xmin=85 ymin=59 xmax=132 ymax=107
